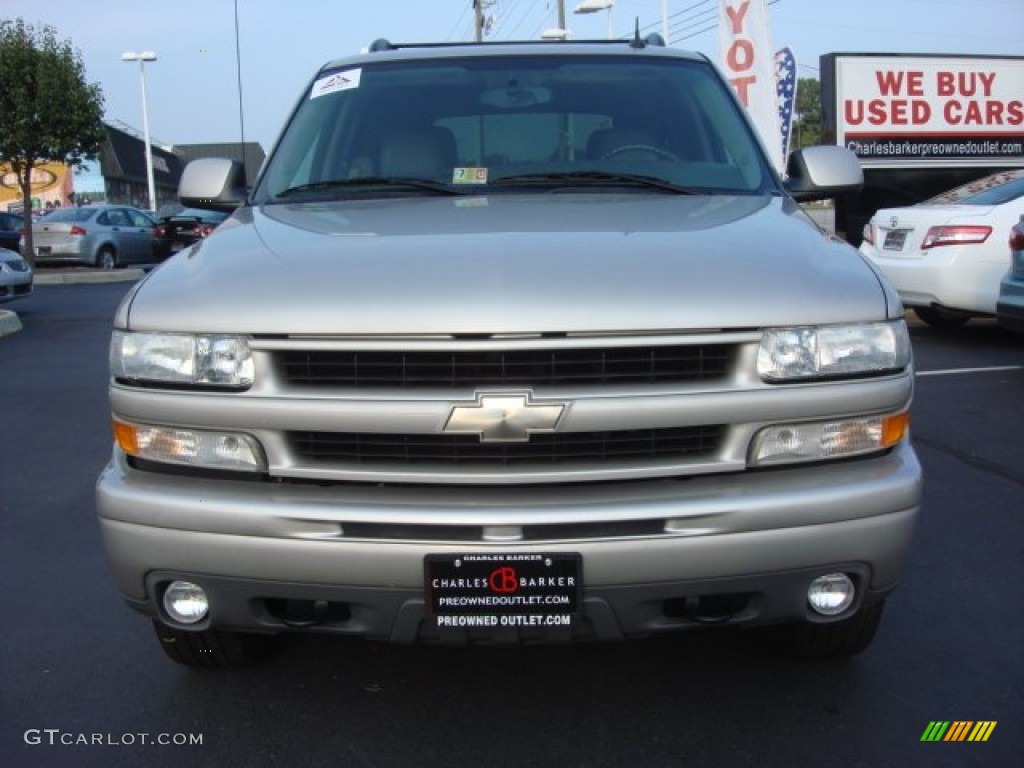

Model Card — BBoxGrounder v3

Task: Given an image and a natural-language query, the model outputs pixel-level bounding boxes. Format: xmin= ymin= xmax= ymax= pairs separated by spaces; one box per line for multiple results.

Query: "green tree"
xmin=793 ymin=77 xmax=821 ymax=148
xmin=0 ymin=19 xmax=105 ymax=264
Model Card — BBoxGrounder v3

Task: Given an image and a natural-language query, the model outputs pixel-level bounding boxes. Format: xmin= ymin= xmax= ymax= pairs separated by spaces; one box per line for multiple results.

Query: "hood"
xmin=123 ymin=194 xmax=890 ymax=335
xmin=0 ymin=247 xmax=26 ymax=264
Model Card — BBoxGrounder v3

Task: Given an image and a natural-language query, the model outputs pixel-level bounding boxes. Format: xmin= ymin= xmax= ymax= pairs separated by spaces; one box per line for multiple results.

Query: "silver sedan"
xmin=0 ymin=246 xmax=33 ymax=302
xmin=28 ymin=205 xmax=156 ymax=269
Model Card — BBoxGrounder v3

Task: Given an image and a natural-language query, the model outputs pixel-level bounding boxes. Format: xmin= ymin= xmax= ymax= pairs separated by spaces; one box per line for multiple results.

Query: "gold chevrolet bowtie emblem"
xmin=444 ymin=393 xmax=567 ymax=443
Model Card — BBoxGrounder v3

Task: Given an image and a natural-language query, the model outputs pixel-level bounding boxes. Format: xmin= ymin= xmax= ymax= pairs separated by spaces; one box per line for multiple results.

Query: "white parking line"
xmin=916 ymin=365 xmax=1024 ymax=377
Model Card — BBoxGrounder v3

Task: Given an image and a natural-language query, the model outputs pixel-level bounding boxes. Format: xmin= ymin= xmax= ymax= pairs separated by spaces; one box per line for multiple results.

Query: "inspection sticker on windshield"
xmin=311 ymin=68 xmax=361 ymax=99
xmin=453 ymin=167 xmax=488 ymax=184
xmin=425 ymin=553 xmax=580 ymax=629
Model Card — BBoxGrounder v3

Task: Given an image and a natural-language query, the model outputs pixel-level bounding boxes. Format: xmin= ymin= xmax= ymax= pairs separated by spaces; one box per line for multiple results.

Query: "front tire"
xmin=152 ymin=621 xmax=281 ymax=668
xmin=758 ymin=601 xmax=885 ymax=661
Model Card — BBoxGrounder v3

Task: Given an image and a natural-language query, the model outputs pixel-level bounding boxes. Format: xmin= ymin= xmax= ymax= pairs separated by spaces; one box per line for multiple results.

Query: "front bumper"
xmin=96 ymin=442 xmax=922 ymax=642
xmin=0 ymin=276 xmax=32 ymax=302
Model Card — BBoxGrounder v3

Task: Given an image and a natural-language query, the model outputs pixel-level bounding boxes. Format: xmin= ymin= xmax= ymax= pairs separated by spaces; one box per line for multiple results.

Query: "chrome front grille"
xmin=250 ymin=333 xmax=757 ymax=483
xmin=289 ymin=425 xmax=725 ymax=466
xmin=276 ymin=344 xmax=733 ymax=389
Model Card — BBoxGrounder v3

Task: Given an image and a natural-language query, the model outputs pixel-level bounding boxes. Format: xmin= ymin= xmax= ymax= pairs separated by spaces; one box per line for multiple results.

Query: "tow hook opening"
xmin=264 ymin=599 xmax=352 ymax=627
xmin=663 ymin=593 xmax=753 ymax=624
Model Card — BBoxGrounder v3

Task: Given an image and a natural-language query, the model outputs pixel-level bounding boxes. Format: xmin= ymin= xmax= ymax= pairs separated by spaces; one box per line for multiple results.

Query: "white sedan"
xmin=860 ymin=169 xmax=1024 ymax=328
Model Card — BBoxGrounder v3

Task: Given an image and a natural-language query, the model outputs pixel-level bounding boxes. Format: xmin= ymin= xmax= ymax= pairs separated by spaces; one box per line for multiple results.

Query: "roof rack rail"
xmin=365 ymin=37 xmax=668 ymax=53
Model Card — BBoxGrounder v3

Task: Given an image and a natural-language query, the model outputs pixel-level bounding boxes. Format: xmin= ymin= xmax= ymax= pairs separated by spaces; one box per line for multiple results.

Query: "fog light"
xmin=751 ymin=411 xmax=909 ymax=466
xmin=163 ymin=581 xmax=209 ymax=624
xmin=807 ymin=573 xmax=855 ymax=616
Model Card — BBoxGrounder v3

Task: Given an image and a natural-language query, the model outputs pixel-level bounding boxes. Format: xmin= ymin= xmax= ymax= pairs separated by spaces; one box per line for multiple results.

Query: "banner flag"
xmin=718 ymin=0 xmax=783 ymax=171
xmin=776 ymin=47 xmax=798 ymax=162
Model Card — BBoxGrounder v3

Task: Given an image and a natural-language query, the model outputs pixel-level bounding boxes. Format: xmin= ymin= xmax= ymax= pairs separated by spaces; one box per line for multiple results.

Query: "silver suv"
xmin=97 ymin=36 xmax=921 ymax=667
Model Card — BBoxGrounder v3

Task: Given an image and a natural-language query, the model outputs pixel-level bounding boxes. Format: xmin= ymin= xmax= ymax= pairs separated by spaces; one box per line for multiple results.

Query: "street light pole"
xmin=574 ymin=0 xmax=614 ymax=39
xmin=543 ymin=0 xmax=569 ymax=39
xmin=121 ymin=51 xmax=158 ymax=211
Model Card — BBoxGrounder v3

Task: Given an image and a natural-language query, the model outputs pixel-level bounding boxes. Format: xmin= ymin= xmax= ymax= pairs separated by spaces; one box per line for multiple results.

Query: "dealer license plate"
xmin=425 ymin=553 xmax=581 ymax=630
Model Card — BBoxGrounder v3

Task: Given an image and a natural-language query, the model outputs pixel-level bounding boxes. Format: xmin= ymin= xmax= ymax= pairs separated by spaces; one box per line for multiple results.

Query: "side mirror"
xmin=179 ymin=158 xmax=248 ymax=212
xmin=784 ymin=146 xmax=863 ymax=202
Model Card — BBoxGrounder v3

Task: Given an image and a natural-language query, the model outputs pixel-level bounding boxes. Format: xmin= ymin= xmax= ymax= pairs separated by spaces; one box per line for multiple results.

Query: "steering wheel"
xmin=602 ymin=144 xmax=678 ymax=162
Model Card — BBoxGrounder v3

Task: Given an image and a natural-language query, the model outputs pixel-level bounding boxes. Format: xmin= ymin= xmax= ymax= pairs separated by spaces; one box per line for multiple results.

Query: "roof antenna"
xmin=630 ymin=17 xmax=644 ymax=48
xmin=233 ymin=0 xmax=247 ymax=184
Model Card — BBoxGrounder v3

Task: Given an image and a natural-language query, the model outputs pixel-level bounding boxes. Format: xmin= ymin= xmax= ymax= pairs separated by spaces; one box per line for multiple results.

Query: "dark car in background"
xmin=28 ymin=204 xmax=156 ymax=270
xmin=152 ymin=208 xmax=228 ymax=260
xmin=0 ymin=211 xmax=24 ymax=253
xmin=996 ymin=215 xmax=1024 ymax=333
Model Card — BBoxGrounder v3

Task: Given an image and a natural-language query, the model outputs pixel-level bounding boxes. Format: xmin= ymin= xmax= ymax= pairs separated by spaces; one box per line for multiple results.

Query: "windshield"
xmin=255 ymin=54 xmax=776 ymax=203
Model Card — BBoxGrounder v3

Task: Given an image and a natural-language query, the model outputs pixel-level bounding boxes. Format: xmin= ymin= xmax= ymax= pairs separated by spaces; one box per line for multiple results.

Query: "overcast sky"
xmin=3 ymin=0 xmax=1021 ymax=154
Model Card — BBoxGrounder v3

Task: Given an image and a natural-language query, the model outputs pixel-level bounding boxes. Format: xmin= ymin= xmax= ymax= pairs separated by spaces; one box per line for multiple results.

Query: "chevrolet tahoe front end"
xmin=96 ymin=38 xmax=921 ymax=667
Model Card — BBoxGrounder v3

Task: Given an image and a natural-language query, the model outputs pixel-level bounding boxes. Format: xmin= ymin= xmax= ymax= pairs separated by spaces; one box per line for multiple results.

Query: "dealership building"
xmin=1 ymin=123 xmax=264 ymax=215
xmin=100 ymin=124 xmax=265 ymax=212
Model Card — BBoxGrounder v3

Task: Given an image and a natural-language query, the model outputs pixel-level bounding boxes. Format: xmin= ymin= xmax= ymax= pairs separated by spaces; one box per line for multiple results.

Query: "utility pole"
xmin=474 ymin=0 xmax=499 ymax=42
xmin=474 ymin=0 xmax=485 ymax=42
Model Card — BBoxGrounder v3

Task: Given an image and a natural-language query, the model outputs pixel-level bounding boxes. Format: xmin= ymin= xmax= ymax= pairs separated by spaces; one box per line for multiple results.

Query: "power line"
xmin=490 ymin=0 xmax=525 ymax=39
xmin=637 ymin=0 xmax=717 ymax=36
xmin=449 ymin=0 xmax=784 ymax=47
xmin=668 ymin=0 xmax=783 ymax=47
xmin=445 ymin=3 xmax=472 ymax=41
xmin=667 ymin=9 xmax=718 ymax=37
xmin=502 ymin=0 xmax=545 ymax=40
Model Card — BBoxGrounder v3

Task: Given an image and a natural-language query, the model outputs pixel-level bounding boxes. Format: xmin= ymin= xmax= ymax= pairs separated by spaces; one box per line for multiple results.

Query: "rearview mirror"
xmin=479 ymin=86 xmax=552 ymax=109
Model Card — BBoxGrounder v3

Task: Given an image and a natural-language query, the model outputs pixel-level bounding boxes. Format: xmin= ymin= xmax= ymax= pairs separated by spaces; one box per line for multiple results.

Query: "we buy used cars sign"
xmin=824 ymin=54 xmax=1024 ymax=168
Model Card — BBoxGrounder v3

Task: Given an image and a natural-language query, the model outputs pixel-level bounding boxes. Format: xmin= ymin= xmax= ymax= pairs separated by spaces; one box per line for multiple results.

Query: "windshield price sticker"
xmin=425 ymin=553 xmax=581 ymax=628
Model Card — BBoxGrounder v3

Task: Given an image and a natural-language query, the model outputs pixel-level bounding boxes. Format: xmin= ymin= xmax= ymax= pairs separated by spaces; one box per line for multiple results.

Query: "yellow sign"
xmin=0 ymin=162 xmax=74 ymax=211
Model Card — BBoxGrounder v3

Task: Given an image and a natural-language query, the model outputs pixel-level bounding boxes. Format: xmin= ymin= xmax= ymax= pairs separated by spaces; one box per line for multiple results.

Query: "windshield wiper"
xmin=491 ymin=171 xmax=704 ymax=194
xmin=275 ymin=177 xmax=464 ymax=199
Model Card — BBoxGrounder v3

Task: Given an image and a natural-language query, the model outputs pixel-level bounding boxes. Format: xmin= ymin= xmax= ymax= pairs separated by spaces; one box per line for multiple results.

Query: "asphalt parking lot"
xmin=1 ymin=279 xmax=1021 ymax=768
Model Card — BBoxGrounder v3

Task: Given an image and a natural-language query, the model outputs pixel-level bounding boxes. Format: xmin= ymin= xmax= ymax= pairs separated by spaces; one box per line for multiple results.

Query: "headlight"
xmin=757 ymin=321 xmax=910 ymax=382
xmin=113 ymin=418 xmax=266 ymax=472
xmin=0 ymin=258 xmax=28 ymax=273
xmin=111 ymin=331 xmax=254 ymax=388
